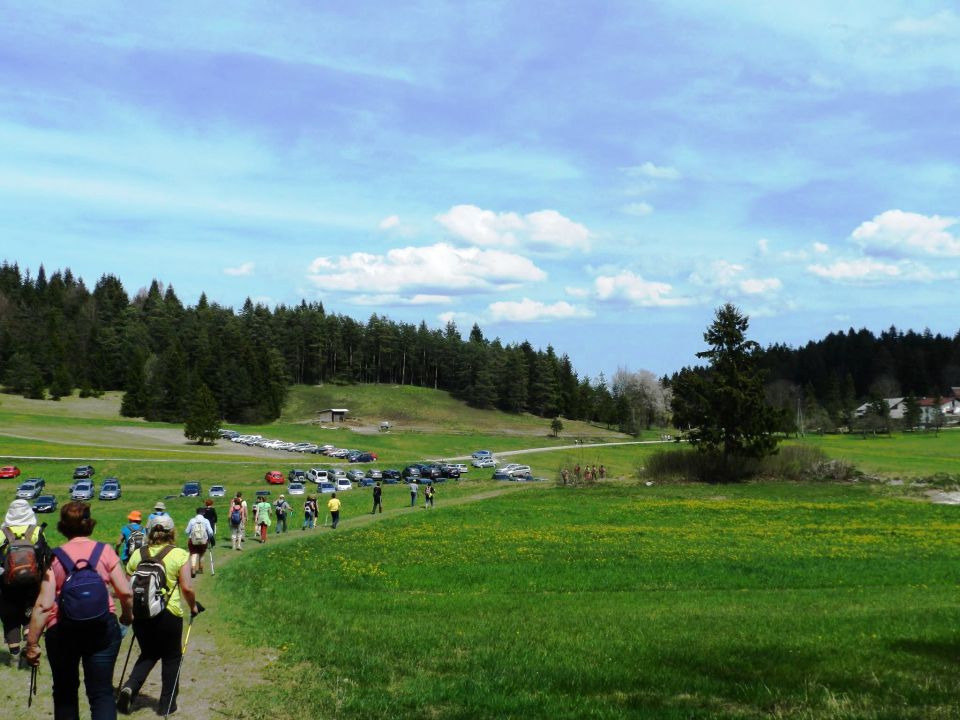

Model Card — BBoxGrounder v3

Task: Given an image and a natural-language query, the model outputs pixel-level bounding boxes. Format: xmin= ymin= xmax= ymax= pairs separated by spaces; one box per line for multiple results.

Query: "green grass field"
xmin=3 ymin=389 xmax=960 ymax=719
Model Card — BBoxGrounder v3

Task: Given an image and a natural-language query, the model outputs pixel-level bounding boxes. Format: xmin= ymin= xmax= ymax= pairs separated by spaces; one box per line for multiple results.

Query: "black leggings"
xmin=125 ymin=610 xmax=184 ymax=712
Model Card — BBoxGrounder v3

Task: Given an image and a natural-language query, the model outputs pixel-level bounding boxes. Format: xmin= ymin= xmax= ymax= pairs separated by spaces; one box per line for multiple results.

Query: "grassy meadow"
xmin=3 ymin=388 xmax=960 ymax=718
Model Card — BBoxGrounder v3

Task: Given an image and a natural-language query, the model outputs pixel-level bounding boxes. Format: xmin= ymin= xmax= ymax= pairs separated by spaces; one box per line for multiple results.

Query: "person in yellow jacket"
xmin=1 ymin=499 xmax=49 ymax=667
xmin=327 ymin=493 xmax=341 ymax=529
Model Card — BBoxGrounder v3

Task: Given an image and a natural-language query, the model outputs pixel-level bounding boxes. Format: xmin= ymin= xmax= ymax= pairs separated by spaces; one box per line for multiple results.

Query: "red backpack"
xmin=2 ymin=525 xmax=44 ymax=589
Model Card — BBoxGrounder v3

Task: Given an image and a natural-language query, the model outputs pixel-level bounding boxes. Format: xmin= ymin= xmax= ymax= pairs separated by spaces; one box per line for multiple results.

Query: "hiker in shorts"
xmin=184 ymin=507 xmax=214 ymax=577
xmin=274 ymin=495 xmax=292 ymax=534
xmin=409 ymin=480 xmax=418 ymax=507
xmin=372 ymin=481 xmax=383 ymax=514
xmin=228 ymin=495 xmax=247 ymax=550
xmin=200 ymin=499 xmax=218 ymax=547
xmin=118 ymin=514 xmax=199 ymax=716
xmin=1 ymin=499 xmax=50 ymax=668
xmin=254 ymin=497 xmax=272 ymax=542
xmin=233 ymin=492 xmax=248 ymax=545
xmin=117 ymin=510 xmax=146 ymax=568
xmin=147 ymin=501 xmax=170 ymax=530
xmin=24 ymin=502 xmax=134 ymax=719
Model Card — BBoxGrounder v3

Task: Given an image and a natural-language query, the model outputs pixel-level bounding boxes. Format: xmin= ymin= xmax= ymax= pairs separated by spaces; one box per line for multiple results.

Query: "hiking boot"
xmin=117 ymin=686 xmax=133 ymax=714
xmin=18 ymin=652 xmax=30 ymax=670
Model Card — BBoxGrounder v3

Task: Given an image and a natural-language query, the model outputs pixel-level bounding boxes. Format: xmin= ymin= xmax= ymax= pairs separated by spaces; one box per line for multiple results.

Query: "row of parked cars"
xmin=4 ymin=465 xmax=124 ymax=515
xmin=221 ymin=430 xmax=378 ymax=462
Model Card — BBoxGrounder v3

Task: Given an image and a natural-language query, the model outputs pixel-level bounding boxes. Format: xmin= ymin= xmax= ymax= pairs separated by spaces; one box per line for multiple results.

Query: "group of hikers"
xmin=560 ymin=463 xmax=606 ymax=484
xmin=1 ymin=496 xmax=203 ymax=718
xmin=1 ymin=478 xmax=440 ymax=717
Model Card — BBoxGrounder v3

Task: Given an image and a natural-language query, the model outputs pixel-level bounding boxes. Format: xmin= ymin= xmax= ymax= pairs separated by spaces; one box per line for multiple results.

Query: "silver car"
xmin=98 ymin=479 xmax=122 ymax=501
xmin=71 ymin=481 xmax=94 ymax=501
xmin=16 ymin=479 xmax=45 ymax=500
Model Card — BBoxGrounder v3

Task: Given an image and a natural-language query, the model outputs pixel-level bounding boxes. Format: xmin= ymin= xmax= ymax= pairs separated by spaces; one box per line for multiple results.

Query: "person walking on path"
xmin=147 ymin=501 xmax=170 ymax=530
xmin=302 ymin=496 xmax=315 ymax=530
xmin=254 ymin=496 xmax=272 ymax=543
xmin=184 ymin=507 xmax=214 ymax=577
xmin=371 ymin=482 xmax=383 ymax=514
xmin=1 ymin=499 xmax=50 ymax=668
xmin=424 ymin=484 xmax=435 ymax=509
xmin=24 ymin=501 xmax=134 ymax=720
xmin=274 ymin=495 xmax=292 ymax=534
xmin=408 ymin=480 xmax=418 ymax=507
xmin=230 ymin=493 xmax=247 ymax=549
xmin=117 ymin=515 xmax=199 ymax=716
xmin=599 ymin=464 xmax=606 ymax=479
xmin=200 ymin=499 xmax=218 ymax=547
xmin=561 ymin=467 xmax=569 ymax=485
xmin=574 ymin=464 xmax=581 ymax=482
xmin=327 ymin=493 xmax=341 ymax=529
xmin=117 ymin=510 xmax=145 ymax=569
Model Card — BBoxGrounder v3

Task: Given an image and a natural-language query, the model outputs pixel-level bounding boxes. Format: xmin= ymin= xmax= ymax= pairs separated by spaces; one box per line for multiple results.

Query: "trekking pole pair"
xmin=165 ymin=602 xmax=205 ymax=720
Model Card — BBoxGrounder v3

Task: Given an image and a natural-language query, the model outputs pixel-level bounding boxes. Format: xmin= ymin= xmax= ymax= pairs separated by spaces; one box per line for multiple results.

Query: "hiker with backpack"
xmin=254 ymin=496 xmax=272 ymax=543
xmin=117 ymin=514 xmax=199 ymax=716
xmin=23 ymin=501 xmax=134 ymax=719
xmin=200 ymin=499 xmax=218 ymax=547
xmin=147 ymin=501 xmax=170 ymax=530
xmin=184 ymin=508 xmax=214 ymax=578
xmin=1 ymin=499 xmax=50 ymax=668
xmin=229 ymin=494 xmax=247 ymax=550
xmin=117 ymin=510 xmax=146 ymax=568
xmin=274 ymin=495 xmax=292 ymax=534
xmin=302 ymin=495 xmax=316 ymax=530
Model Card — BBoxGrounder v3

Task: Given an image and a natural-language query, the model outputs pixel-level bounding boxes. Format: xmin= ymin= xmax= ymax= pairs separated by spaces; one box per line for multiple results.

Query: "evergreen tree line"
xmin=0 ymin=263 xmax=628 ymax=427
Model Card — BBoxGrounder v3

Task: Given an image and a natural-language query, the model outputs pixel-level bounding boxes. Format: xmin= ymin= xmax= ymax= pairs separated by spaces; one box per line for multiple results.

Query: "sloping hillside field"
xmin=218 ymin=482 xmax=960 ymax=719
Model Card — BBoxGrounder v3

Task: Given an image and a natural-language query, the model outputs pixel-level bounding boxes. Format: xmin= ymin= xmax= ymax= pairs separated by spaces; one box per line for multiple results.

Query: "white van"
xmin=307 ymin=468 xmax=329 ymax=483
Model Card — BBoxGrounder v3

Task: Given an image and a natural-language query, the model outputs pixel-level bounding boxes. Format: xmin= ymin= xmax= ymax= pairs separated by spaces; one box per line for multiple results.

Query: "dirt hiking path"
xmin=4 ymin=484 xmax=533 ymax=720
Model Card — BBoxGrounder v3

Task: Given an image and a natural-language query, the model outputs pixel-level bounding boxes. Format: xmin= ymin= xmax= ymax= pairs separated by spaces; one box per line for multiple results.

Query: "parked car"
xmin=359 ymin=477 xmax=376 ymax=487
xmin=416 ymin=464 xmax=442 ymax=480
xmin=366 ymin=468 xmax=383 ymax=480
xmin=265 ymin=470 xmax=284 ymax=485
xmin=16 ymin=479 xmax=45 ymax=500
xmin=72 ymin=465 xmax=95 ymax=480
xmin=451 ymin=463 xmax=469 ymax=474
xmin=209 ymin=485 xmax=227 ymax=498
xmin=349 ymin=452 xmax=376 ymax=463
xmin=218 ymin=429 xmax=239 ymax=439
xmin=335 ymin=478 xmax=353 ymax=492
xmin=328 ymin=468 xmax=347 ymax=481
xmin=288 ymin=482 xmax=306 ymax=495
xmin=71 ymin=480 xmax=94 ymax=501
xmin=318 ymin=481 xmax=336 ymax=494
xmin=381 ymin=469 xmax=401 ymax=482
xmin=181 ymin=482 xmax=202 ymax=497
xmin=255 ymin=490 xmax=272 ymax=500
xmin=99 ymin=478 xmax=122 ymax=501
xmin=346 ymin=469 xmax=365 ymax=482
xmin=440 ymin=465 xmax=461 ymax=480
xmin=288 ymin=469 xmax=308 ymax=483
xmin=32 ymin=494 xmax=58 ymax=513
xmin=401 ymin=466 xmax=421 ymax=479
xmin=492 ymin=471 xmax=511 ymax=481
xmin=506 ymin=465 xmax=531 ymax=477
xmin=0 ymin=466 xmax=21 ymax=479
xmin=471 ymin=457 xmax=496 ymax=468
xmin=307 ymin=468 xmax=329 ymax=483
xmin=471 ymin=450 xmax=493 ymax=459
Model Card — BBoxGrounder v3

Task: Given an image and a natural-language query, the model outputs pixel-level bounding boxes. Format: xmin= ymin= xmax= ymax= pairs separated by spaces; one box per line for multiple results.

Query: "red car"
xmin=264 ymin=470 xmax=284 ymax=485
xmin=0 ymin=466 xmax=21 ymax=479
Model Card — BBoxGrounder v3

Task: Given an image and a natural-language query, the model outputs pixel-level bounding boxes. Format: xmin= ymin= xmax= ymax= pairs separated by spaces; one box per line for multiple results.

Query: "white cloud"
xmin=223 ymin=261 xmax=254 ymax=277
xmin=307 ymin=242 xmax=546 ymax=295
xmin=891 ymin=10 xmax=959 ymax=36
xmin=622 ymin=202 xmax=654 ymax=216
xmin=378 ymin=214 xmax=401 ymax=230
xmin=594 ymin=271 xmax=692 ymax=307
xmin=806 ymin=257 xmax=955 ymax=283
xmin=739 ymin=277 xmax=782 ymax=295
xmin=564 ymin=286 xmax=590 ymax=298
xmin=690 ymin=260 xmax=782 ymax=298
xmin=757 ymin=238 xmax=769 ymax=254
xmin=488 ymin=298 xmax=593 ymax=322
xmin=813 ymin=242 xmax=830 ymax=254
xmin=435 ymin=204 xmax=591 ymax=251
xmin=351 ymin=293 xmax=453 ymax=306
xmin=851 ymin=210 xmax=960 ymax=257
xmin=623 ymin=162 xmax=682 ymax=180
xmin=779 ymin=249 xmax=809 ymax=262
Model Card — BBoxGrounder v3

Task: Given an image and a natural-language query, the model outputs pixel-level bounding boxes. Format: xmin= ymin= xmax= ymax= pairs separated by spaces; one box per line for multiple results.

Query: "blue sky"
xmin=1 ymin=1 xmax=958 ymax=379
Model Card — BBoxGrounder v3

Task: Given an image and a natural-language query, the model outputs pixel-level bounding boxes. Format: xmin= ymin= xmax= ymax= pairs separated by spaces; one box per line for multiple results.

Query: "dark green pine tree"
xmin=184 ymin=382 xmax=221 ymax=445
xmin=498 ymin=348 xmax=528 ymax=413
xmin=48 ymin=364 xmax=73 ymax=400
xmin=120 ymin=350 xmax=149 ymax=418
xmin=671 ymin=303 xmax=779 ymax=479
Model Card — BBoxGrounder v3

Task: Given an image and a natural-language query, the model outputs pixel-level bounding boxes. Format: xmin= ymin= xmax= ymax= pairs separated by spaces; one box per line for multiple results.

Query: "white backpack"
xmin=130 ymin=546 xmax=173 ymax=620
xmin=189 ymin=519 xmax=208 ymax=546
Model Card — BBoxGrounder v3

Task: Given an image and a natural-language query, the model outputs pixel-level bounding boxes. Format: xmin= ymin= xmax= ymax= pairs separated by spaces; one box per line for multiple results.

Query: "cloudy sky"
xmin=1 ymin=2 xmax=958 ymax=378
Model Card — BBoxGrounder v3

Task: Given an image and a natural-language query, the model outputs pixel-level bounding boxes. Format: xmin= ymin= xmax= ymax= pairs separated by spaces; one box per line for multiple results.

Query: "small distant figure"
xmin=302 ymin=495 xmax=315 ymax=530
xmin=274 ymin=495 xmax=291 ymax=534
xmin=584 ymin=467 xmax=594 ymax=483
xmin=372 ymin=482 xmax=383 ymax=514
xmin=147 ymin=501 xmax=169 ymax=531
xmin=327 ymin=493 xmax=341 ymax=529
xmin=254 ymin=497 xmax=272 ymax=543
xmin=200 ymin=499 xmax=217 ymax=547
xmin=409 ymin=480 xmax=418 ymax=507
xmin=185 ymin=507 xmax=213 ymax=577
xmin=424 ymin=484 xmax=434 ymax=509
xmin=229 ymin=494 xmax=247 ymax=550
xmin=599 ymin=464 xmax=606 ymax=479
xmin=574 ymin=464 xmax=581 ymax=482
xmin=118 ymin=510 xmax=146 ymax=567
xmin=561 ymin=467 xmax=569 ymax=485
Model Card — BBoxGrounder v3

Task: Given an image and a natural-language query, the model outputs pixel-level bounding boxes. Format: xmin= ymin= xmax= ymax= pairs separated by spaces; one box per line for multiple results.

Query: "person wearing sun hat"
xmin=146 ymin=501 xmax=169 ymax=531
xmin=1 ymin=499 xmax=50 ymax=667
xmin=117 ymin=509 xmax=146 ymax=566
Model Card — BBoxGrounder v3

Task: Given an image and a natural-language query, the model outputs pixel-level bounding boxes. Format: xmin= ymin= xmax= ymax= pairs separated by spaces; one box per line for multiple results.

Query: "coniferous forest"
xmin=2 ymin=262 xmax=959 ymax=432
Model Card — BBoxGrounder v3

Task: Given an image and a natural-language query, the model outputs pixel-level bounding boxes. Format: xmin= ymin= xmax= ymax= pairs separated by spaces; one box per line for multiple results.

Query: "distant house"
xmin=918 ymin=396 xmax=960 ymax=423
xmin=317 ymin=408 xmax=349 ymax=423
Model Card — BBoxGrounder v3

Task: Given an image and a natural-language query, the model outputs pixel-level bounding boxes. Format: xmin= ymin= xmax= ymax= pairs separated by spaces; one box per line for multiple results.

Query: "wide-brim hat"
xmin=4 ymin=499 xmax=36 ymax=527
xmin=152 ymin=515 xmax=174 ymax=531
xmin=128 ymin=510 xmax=142 ymax=522
xmin=154 ymin=501 xmax=166 ymax=511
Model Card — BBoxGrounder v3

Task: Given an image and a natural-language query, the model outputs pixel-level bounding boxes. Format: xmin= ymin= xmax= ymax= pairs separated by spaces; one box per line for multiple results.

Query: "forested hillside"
xmin=0 ymin=263 xmax=620 ymax=426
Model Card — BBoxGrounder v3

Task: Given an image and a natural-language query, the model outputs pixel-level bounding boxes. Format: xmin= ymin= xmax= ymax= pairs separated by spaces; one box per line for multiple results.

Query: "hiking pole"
xmin=117 ymin=628 xmax=136 ymax=696
xmin=208 ymin=548 xmax=215 ymax=575
xmin=165 ymin=602 xmax=205 ymax=720
xmin=28 ymin=663 xmax=37 ymax=707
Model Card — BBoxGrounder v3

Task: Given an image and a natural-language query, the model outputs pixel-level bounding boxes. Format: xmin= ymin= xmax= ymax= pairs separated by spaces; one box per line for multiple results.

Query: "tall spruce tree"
xmin=184 ymin=382 xmax=221 ymax=444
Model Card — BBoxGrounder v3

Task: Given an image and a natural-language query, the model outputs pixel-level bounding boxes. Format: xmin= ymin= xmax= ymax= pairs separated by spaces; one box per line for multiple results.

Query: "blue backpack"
xmin=52 ymin=543 xmax=111 ymax=627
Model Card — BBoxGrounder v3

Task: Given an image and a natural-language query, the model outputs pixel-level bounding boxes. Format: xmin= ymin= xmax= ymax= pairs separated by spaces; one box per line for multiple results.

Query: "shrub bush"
xmin=641 ymin=444 xmax=855 ymax=483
